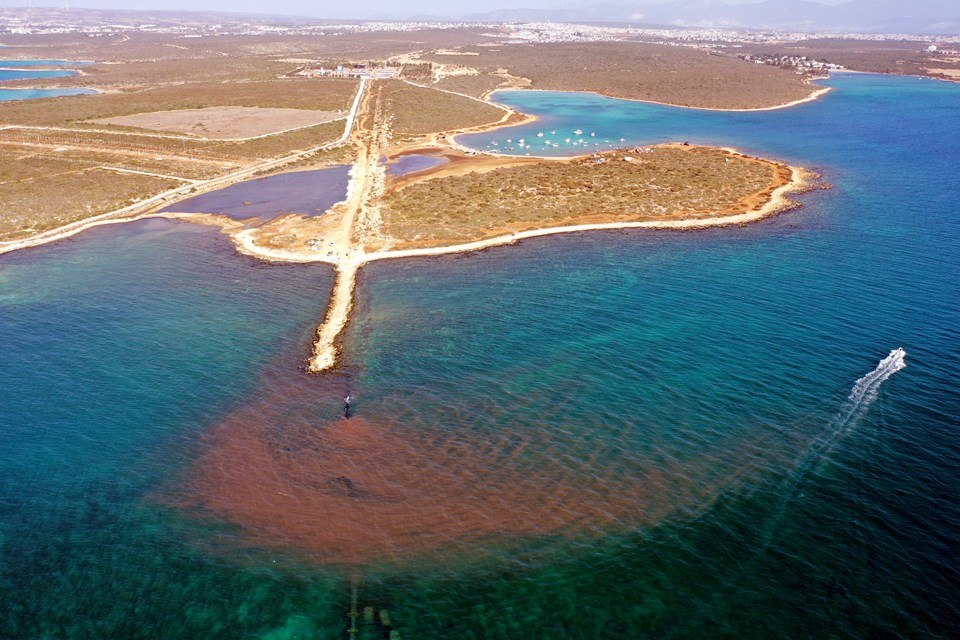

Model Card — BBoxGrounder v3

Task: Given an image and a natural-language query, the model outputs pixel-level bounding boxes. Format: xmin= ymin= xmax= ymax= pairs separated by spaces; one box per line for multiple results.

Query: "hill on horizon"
xmin=458 ymin=0 xmax=960 ymax=35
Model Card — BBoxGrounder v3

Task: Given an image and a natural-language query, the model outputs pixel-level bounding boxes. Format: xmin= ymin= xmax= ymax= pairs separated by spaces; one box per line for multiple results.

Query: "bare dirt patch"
xmin=925 ymin=68 xmax=960 ymax=79
xmin=378 ymin=80 xmax=507 ymax=137
xmin=92 ymin=106 xmax=344 ymax=140
xmin=434 ymin=73 xmax=506 ymax=98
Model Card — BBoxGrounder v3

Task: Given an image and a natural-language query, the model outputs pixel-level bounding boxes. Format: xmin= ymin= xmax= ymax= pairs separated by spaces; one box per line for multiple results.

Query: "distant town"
xmin=2 ymin=8 xmax=959 ymax=48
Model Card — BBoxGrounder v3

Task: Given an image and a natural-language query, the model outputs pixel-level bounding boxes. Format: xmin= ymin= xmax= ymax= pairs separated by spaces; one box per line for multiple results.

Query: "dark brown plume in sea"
xmin=170 ymin=369 xmax=776 ymax=567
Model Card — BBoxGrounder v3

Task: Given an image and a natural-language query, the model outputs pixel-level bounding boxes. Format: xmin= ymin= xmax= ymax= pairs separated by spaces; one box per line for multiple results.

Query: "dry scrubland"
xmin=2 ymin=116 xmax=346 ymax=159
xmin=0 ymin=79 xmax=358 ymax=126
xmin=0 ymin=29 xmax=493 ymax=75
xmin=277 ymin=143 xmax=357 ymax=171
xmin=0 ymin=116 xmax=346 ymax=238
xmin=0 ymin=142 xmax=226 ymax=181
xmin=433 ymin=74 xmax=508 ymax=99
xmin=738 ymin=39 xmax=960 ymax=80
xmin=0 ymin=28 xmax=824 ymax=243
xmin=0 ymin=48 xmax=357 ymax=238
xmin=377 ymin=81 xmax=507 ymax=136
xmin=425 ymin=42 xmax=818 ymax=109
xmin=0 ymin=151 xmax=178 ymax=240
xmin=379 ymin=146 xmax=787 ymax=249
xmin=92 ymin=107 xmax=344 ymax=140
xmin=0 ymin=29 xmax=506 ymax=241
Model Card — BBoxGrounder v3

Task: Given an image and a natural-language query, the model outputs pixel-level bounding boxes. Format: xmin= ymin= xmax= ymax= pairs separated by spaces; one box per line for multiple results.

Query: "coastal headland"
xmin=0 ymin=28 xmax=829 ymax=373
xmin=161 ymin=82 xmax=815 ymax=373
xmin=4 ymin=12 xmax=960 ymax=639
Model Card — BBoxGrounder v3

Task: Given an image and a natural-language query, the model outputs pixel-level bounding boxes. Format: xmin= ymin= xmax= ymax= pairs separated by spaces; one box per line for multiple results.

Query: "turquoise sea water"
xmin=1 ymin=73 xmax=959 ymax=638
xmin=0 ymin=68 xmax=77 ymax=81
xmin=0 ymin=59 xmax=94 ymax=101
xmin=0 ymin=87 xmax=96 ymax=101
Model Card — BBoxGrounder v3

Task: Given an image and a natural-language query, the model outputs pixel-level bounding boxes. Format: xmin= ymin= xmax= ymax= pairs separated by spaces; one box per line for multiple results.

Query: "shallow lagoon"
xmin=0 ymin=68 xmax=78 ymax=81
xmin=160 ymin=165 xmax=351 ymax=220
xmin=2 ymin=74 xmax=959 ymax=638
xmin=0 ymin=87 xmax=96 ymax=100
xmin=386 ymin=153 xmax=448 ymax=176
xmin=0 ymin=59 xmax=95 ymax=100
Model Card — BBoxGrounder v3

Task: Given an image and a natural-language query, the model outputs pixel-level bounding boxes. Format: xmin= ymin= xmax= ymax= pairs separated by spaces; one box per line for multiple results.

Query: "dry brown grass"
xmin=1 ymin=112 xmax=345 ymax=156
xmin=90 ymin=106 xmax=343 ymax=140
xmin=379 ymin=146 xmax=786 ymax=248
xmin=425 ymin=42 xmax=818 ymax=109
xmin=0 ymin=127 xmax=222 ymax=157
xmin=926 ymin=68 xmax=960 ymax=79
xmin=1 ymin=30 xmax=510 ymax=241
xmin=738 ymin=39 xmax=960 ymax=78
xmin=0 ymin=147 xmax=225 ymax=184
xmin=400 ymin=63 xmax=433 ymax=81
xmin=0 ymin=162 xmax=179 ymax=240
xmin=19 ymin=147 xmax=234 ymax=181
xmin=0 ymin=30 xmax=814 ymax=246
xmin=274 ymin=143 xmax=357 ymax=172
xmin=0 ymin=78 xmax=358 ymax=126
xmin=378 ymin=80 xmax=506 ymax=137
xmin=434 ymin=74 xmax=506 ymax=98
xmin=202 ymin=120 xmax=345 ymax=159
xmin=13 ymin=57 xmax=291 ymax=90
xmin=0 ymin=119 xmax=347 ymax=237
xmin=1 ymin=29 xmax=494 ymax=69
xmin=0 ymin=153 xmax=89 ymax=184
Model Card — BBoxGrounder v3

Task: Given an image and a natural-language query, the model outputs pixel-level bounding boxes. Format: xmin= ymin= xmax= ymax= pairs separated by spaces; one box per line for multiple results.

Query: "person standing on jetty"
xmin=344 ymin=394 xmax=352 ymax=419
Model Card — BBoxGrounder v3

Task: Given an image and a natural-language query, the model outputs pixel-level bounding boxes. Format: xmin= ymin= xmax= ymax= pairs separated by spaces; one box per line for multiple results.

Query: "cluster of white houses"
xmin=297 ymin=63 xmax=399 ymax=79
xmin=737 ymin=53 xmax=846 ymax=74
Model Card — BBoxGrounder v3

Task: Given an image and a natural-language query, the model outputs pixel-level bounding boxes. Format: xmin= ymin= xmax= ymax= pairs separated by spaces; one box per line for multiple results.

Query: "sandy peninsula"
xmin=1 ymin=71 xmax=820 ymax=375
xmin=193 ymin=136 xmax=814 ymax=373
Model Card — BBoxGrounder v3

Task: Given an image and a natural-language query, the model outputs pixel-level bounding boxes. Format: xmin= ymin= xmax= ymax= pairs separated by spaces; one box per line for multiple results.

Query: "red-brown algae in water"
xmin=173 ymin=374 xmax=779 ymax=566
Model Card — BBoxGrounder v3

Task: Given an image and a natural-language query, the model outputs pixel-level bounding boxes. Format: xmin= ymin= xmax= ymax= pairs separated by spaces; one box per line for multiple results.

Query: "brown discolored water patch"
xmin=170 ymin=368 xmax=782 ymax=567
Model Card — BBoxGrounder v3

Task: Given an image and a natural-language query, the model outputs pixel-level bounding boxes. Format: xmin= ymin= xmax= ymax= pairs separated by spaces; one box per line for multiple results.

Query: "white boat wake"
xmin=759 ymin=347 xmax=907 ymax=549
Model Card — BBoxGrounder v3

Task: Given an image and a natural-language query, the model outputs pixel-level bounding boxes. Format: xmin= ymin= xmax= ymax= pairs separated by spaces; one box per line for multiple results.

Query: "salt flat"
xmin=93 ymin=106 xmax=343 ymax=140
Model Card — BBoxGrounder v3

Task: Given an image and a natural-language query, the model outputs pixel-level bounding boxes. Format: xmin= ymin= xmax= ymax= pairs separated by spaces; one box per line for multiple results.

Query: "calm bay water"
xmin=0 ymin=59 xmax=94 ymax=101
xmin=1 ymin=74 xmax=958 ymax=638
xmin=0 ymin=68 xmax=77 ymax=81
xmin=0 ymin=87 xmax=96 ymax=101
